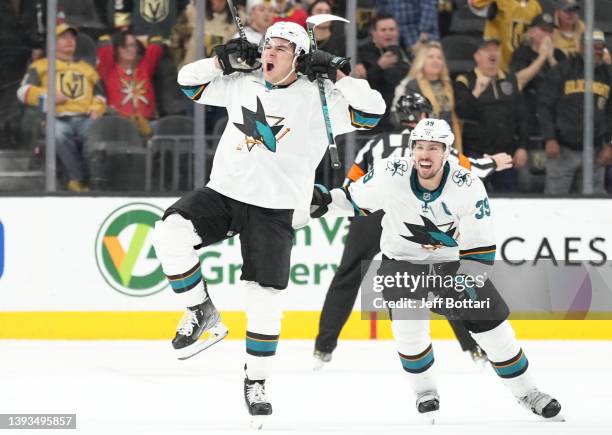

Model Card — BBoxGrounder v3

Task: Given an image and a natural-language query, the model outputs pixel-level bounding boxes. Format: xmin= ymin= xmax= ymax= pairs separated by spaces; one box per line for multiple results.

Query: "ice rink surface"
xmin=1 ymin=339 xmax=611 ymax=435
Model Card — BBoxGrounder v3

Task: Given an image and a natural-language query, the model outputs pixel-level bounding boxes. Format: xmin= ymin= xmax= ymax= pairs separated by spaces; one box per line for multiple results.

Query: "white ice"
xmin=1 ymin=339 xmax=611 ymax=435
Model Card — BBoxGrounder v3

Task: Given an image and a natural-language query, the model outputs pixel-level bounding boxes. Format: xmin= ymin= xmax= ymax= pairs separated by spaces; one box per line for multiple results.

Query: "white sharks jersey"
xmin=177 ymin=58 xmax=386 ymax=210
xmin=330 ymin=157 xmax=496 ymax=267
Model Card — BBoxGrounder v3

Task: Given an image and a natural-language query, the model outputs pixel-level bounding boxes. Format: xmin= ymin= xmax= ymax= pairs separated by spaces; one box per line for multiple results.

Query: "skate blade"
xmin=543 ymin=413 xmax=565 ymax=422
xmin=249 ymin=415 xmax=267 ymax=430
xmin=176 ymin=322 xmax=229 ymax=360
xmin=418 ymin=410 xmax=439 ymax=425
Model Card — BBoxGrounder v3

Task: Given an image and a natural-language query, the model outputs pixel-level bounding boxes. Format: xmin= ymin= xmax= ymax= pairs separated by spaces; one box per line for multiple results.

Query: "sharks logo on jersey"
xmin=386 ymin=158 xmax=409 ymax=177
xmin=401 ymin=215 xmax=458 ymax=250
xmin=452 ymin=169 xmax=473 ymax=187
xmin=234 ymin=97 xmax=291 ymax=152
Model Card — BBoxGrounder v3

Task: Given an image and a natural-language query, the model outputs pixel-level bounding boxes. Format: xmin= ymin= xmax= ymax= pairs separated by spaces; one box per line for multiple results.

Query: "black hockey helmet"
xmin=393 ymin=92 xmax=434 ymax=126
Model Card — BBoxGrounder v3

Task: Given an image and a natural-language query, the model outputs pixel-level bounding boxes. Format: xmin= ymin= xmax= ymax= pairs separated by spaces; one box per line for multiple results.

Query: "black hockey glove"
xmin=214 ymin=38 xmax=262 ymax=75
xmin=310 ymin=184 xmax=332 ymax=218
xmin=296 ymin=50 xmax=351 ymax=83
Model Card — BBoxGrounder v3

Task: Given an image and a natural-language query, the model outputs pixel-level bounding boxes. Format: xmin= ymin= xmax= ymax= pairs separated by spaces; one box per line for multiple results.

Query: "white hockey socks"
xmin=472 ymin=320 xmax=536 ymax=398
xmin=244 ymin=281 xmax=284 ymax=381
xmin=391 ymin=315 xmax=437 ymax=394
xmin=152 ymin=213 xmax=208 ymax=308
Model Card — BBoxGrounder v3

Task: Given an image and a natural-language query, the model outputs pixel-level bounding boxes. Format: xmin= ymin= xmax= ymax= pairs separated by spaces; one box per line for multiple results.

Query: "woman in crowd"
xmin=307 ymin=0 xmax=346 ymax=56
xmin=393 ymin=41 xmax=462 ymax=152
xmin=97 ymin=30 xmax=164 ymax=136
xmin=171 ymin=0 xmax=235 ymax=69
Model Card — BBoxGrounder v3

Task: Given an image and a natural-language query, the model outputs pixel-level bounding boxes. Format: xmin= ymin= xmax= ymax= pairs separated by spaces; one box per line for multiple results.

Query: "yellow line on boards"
xmin=0 ymin=312 xmax=610 ymax=340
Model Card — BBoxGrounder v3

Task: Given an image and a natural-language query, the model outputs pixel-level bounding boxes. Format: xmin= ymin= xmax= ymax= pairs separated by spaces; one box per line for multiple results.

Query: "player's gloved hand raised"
xmin=296 ymin=50 xmax=351 ymax=82
xmin=310 ymin=184 xmax=332 ymax=218
xmin=214 ymin=38 xmax=262 ymax=75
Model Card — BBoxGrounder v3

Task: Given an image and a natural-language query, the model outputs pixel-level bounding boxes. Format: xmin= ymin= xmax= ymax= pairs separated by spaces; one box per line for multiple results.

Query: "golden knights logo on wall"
xmin=59 ymin=72 xmax=85 ymax=100
xmin=140 ymin=0 xmax=169 ymax=23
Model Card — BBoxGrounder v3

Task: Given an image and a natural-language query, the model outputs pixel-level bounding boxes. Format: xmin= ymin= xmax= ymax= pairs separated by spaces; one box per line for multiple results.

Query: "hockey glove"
xmin=310 ymin=184 xmax=332 ymax=218
xmin=214 ymin=38 xmax=262 ymax=75
xmin=296 ymin=50 xmax=351 ymax=83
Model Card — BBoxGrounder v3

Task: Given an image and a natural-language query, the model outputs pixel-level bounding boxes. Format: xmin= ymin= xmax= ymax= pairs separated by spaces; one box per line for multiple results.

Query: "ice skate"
xmin=313 ymin=349 xmax=332 ymax=371
xmin=416 ymin=390 xmax=440 ymax=424
xmin=172 ymin=298 xmax=228 ymax=360
xmin=518 ymin=389 xmax=563 ymax=421
xmin=244 ymin=378 xmax=272 ymax=430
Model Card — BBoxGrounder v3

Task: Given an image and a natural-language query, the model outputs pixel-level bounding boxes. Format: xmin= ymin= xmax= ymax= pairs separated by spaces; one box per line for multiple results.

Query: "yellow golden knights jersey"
xmin=17 ymin=58 xmax=106 ymax=116
xmin=470 ymin=0 xmax=542 ymax=71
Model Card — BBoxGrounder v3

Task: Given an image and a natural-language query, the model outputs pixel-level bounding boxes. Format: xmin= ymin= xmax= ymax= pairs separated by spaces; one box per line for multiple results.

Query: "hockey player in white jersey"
xmin=310 ymin=118 xmax=562 ymax=421
xmin=313 ymin=93 xmax=513 ymax=369
xmin=151 ymin=21 xmax=385 ymax=427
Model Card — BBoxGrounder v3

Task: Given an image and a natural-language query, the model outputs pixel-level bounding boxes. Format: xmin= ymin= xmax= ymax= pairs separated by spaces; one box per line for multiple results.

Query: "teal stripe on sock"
xmin=494 ymin=354 xmax=528 ymax=377
xmin=246 ymin=337 xmax=278 ymax=353
xmin=399 ymin=350 xmax=434 ymax=371
xmin=168 ymin=269 xmax=202 ymax=291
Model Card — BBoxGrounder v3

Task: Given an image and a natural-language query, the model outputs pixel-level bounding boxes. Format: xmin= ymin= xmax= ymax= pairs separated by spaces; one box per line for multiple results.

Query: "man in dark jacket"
xmin=538 ymin=30 xmax=612 ymax=194
xmin=510 ymin=13 xmax=566 ymax=138
xmin=356 ymin=12 xmax=410 ymax=133
xmin=454 ymin=37 xmax=529 ymax=193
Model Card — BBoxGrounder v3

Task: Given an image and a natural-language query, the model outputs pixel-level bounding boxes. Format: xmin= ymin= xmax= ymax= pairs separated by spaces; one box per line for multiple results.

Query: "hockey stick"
xmin=226 ymin=0 xmax=247 ymax=40
xmin=306 ymin=14 xmax=349 ymax=170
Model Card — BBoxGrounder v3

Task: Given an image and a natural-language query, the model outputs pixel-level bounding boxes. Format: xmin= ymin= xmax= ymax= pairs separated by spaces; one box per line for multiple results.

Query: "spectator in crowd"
xmin=393 ymin=41 xmax=463 ymax=152
xmin=552 ymin=0 xmax=584 ymax=57
xmin=308 ymin=0 xmax=346 ymax=56
xmin=510 ymin=13 xmax=564 ymax=138
xmin=97 ymin=30 xmax=164 ymax=136
xmin=538 ymin=30 xmax=612 ymax=194
xmin=234 ymin=0 xmax=276 ymax=44
xmin=469 ymin=0 xmax=542 ymax=72
xmin=376 ymin=0 xmax=439 ymax=51
xmin=454 ymin=37 xmax=528 ymax=192
xmin=357 ymin=12 xmax=410 ymax=132
xmin=113 ymin=0 xmax=189 ymax=41
xmin=172 ymin=0 xmax=236 ymax=68
xmin=303 ymin=0 xmax=344 ymax=14
xmin=273 ymin=0 xmax=308 ymax=28
xmin=16 ymin=24 xmax=106 ymax=192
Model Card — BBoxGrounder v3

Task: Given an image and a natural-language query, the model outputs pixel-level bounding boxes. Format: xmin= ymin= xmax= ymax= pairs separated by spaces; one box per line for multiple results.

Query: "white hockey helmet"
xmin=262 ymin=21 xmax=310 ymax=56
xmin=409 ymin=118 xmax=455 ymax=160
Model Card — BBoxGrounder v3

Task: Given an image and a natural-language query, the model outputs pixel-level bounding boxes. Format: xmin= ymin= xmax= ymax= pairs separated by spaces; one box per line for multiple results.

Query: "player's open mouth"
xmin=419 ymin=161 xmax=432 ymax=169
xmin=266 ymin=63 xmax=275 ymax=72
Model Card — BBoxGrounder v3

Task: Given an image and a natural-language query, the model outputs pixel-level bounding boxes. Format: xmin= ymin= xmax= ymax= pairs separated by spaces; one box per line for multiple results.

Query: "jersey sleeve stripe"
xmin=180 ymin=84 xmax=207 ymax=101
xmin=460 ymin=245 xmax=496 ymax=263
xmin=460 ymin=252 xmax=495 ymax=263
xmin=349 ymin=106 xmax=382 ymax=129
xmin=460 ymin=245 xmax=496 ymax=255
xmin=341 ymin=187 xmax=369 ymax=217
